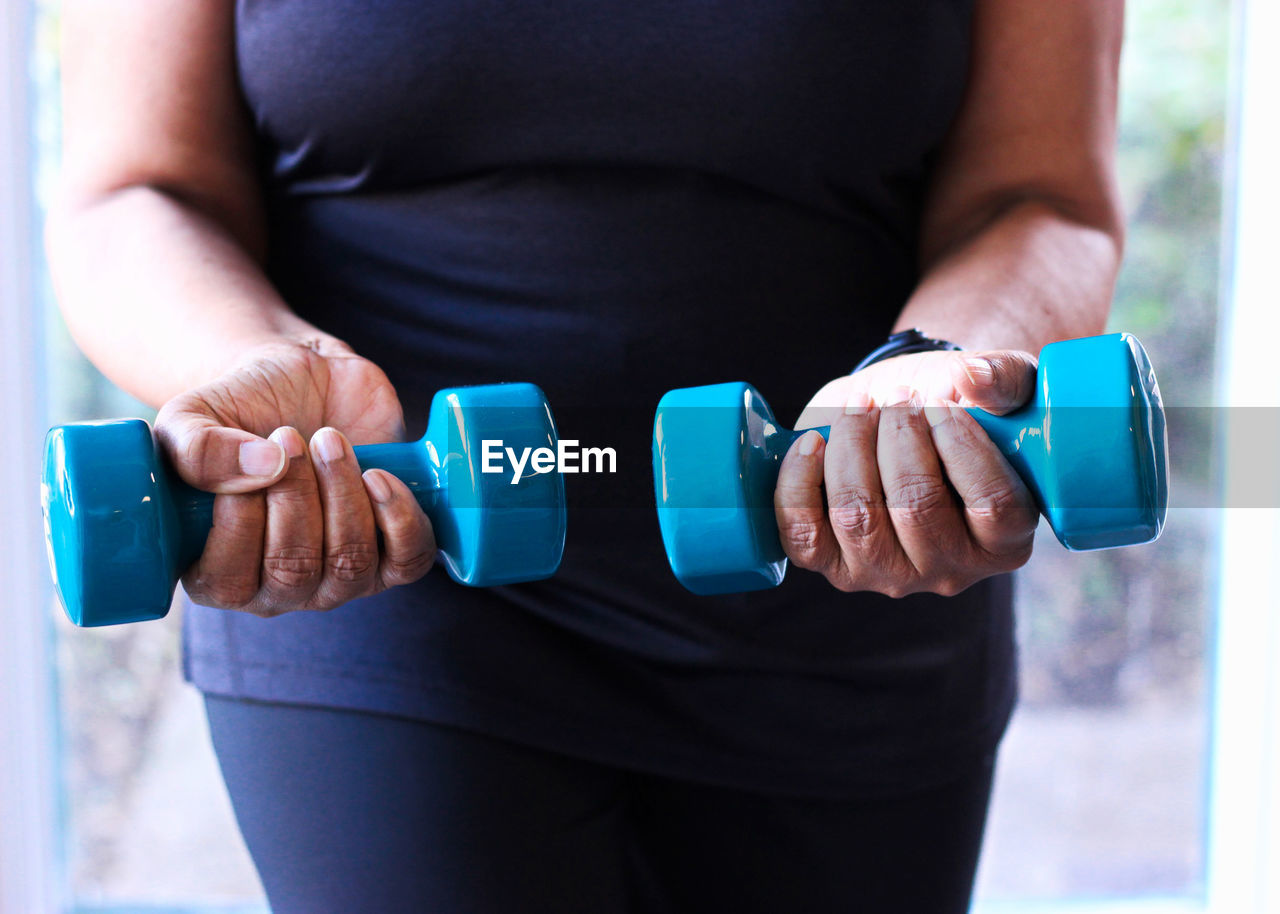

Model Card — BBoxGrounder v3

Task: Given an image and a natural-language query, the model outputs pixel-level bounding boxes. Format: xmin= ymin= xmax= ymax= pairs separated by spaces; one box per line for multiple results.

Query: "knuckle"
xmin=243 ymin=603 xmax=285 ymax=619
xmin=985 ymin=355 xmax=1011 ymax=385
xmin=885 ymin=573 xmax=935 ymax=599
xmin=991 ymin=353 xmax=1025 ymax=386
xmin=193 ymin=574 xmax=258 ymax=610
xmin=780 ymin=519 xmax=824 ymax=562
xmin=996 ymin=355 xmax=1035 ymax=402
xmin=154 ymin=398 xmax=199 ymax=439
xmin=270 ymin=476 xmax=320 ymax=504
xmin=326 ymin=541 xmax=379 ymax=583
xmin=300 ymin=593 xmax=343 ymax=613
xmin=880 ymin=581 xmax=914 ymax=600
xmin=966 ymin=483 xmax=1032 ymax=528
xmin=932 ymin=575 xmax=971 ymax=598
xmin=381 ymin=509 xmax=426 ymax=542
xmin=887 ymin=475 xmax=951 ymax=527
xmin=962 ymin=538 xmax=1034 ymax=584
xmin=215 ymin=507 xmax=265 ymax=539
xmin=872 ymin=557 xmax=930 ymax=600
xmin=158 ymin=423 xmax=211 ymax=485
xmin=882 ymin=402 xmax=925 ymax=432
xmin=827 ymin=573 xmax=859 ymax=593
xmin=303 ymin=592 xmax=349 ymax=614
xmin=383 ymin=548 xmax=436 ymax=584
xmin=991 ymin=540 xmax=1035 ymax=571
xmin=827 ymin=487 xmax=880 ymax=540
xmin=262 ymin=545 xmax=324 ymax=591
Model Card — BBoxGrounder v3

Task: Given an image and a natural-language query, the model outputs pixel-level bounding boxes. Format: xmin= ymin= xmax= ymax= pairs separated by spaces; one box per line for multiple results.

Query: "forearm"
xmin=896 ymin=201 xmax=1122 ymax=357
xmin=46 ymin=184 xmax=333 ymax=408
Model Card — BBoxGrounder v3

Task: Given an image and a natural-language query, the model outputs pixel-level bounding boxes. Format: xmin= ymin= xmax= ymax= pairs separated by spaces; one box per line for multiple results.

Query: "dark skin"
xmin=49 ymin=0 xmax=1124 ymax=611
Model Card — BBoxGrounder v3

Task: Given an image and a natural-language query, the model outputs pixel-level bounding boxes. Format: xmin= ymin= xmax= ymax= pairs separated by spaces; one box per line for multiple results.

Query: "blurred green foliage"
xmin=1021 ymin=0 xmax=1227 ymax=707
xmin=1114 ymin=0 xmax=1227 ymax=407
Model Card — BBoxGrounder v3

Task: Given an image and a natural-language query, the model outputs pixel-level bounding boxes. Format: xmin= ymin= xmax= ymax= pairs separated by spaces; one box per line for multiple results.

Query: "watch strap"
xmin=853 ymin=328 xmax=963 ymax=373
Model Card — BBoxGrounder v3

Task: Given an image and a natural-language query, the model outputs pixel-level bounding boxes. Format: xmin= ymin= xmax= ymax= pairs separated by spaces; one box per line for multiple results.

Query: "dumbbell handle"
xmin=166 ymin=439 xmax=443 ymax=571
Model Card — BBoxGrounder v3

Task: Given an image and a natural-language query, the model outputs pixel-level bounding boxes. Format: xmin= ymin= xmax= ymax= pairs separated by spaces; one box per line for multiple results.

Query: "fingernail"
xmin=363 ymin=470 xmax=393 ymax=504
xmin=269 ymin=427 xmax=304 ymax=460
xmin=963 ymin=357 xmax=995 ymax=387
xmin=924 ymin=399 xmax=951 ymax=428
xmin=890 ymin=386 xmax=919 ymax=407
xmin=844 ymin=391 xmax=872 ymax=416
xmin=312 ymin=428 xmax=344 ymax=464
xmin=239 ymin=439 xmax=286 ymax=477
xmin=797 ymin=430 xmax=823 ymax=456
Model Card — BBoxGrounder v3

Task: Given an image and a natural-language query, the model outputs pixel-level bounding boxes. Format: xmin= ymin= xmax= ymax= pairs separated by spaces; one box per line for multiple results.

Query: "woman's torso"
xmin=182 ymin=0 xmax=1015 ymax=797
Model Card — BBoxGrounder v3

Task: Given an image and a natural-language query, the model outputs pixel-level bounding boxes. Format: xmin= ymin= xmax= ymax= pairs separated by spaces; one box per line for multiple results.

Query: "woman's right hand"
xmin=155 ymin=335 xmax=436 ymax=616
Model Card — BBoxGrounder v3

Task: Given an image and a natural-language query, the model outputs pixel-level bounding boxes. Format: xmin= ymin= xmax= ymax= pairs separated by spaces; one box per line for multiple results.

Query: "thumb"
xmin=950 ymin=350 xmax=1038 ymax=416
xmin=155 ymin=399 xmax=288 ymax=494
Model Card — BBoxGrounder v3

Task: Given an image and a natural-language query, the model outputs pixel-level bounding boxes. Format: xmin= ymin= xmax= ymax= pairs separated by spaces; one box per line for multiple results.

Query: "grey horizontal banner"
xmin=417 ymin=403 xmax=1280 ymax=510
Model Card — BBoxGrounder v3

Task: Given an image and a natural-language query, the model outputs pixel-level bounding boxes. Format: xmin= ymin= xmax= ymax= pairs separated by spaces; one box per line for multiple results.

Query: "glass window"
xmin=975 ymin=0 xmax=1228 ymax=903
xmin=31 ymin=0 xmax=266 ymax=906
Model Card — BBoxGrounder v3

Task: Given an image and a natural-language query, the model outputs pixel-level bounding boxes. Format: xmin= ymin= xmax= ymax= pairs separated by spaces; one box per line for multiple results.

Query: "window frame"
xmin=0 ymin=0 xmax=60 ymax=911
xmin=1202 ymin=0 xmax=1280 ymax=911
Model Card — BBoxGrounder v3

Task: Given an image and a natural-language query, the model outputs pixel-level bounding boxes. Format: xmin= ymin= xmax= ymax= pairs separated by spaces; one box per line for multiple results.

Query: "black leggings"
xmin=205 ymin=695 xmax=996 ymax=914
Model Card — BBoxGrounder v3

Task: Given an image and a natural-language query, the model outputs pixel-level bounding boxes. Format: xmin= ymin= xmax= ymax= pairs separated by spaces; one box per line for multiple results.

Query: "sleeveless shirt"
xmin=183 ymin=0 xmax=1016 ymax=798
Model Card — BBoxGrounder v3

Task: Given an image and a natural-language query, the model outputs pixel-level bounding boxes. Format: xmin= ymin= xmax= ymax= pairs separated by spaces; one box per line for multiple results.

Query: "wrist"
xmin=854 ymin=328 xmax=962 ymax=373
xmin=186 ymin=319 xmax=350 ymax=386
xmin=227 ymin=329 xmax=352 ymax=364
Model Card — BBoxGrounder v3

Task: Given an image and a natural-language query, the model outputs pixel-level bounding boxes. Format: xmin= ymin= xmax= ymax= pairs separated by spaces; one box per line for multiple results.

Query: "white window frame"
xmin=1201 ymin=0 xmax=1280 ymax=909
xmin=0 ymin=0 xmax=60 ymax=912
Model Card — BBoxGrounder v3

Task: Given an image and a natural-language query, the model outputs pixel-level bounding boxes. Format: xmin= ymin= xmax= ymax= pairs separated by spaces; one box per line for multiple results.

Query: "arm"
xmin=897 ymin=0 xmax=1125 ymax=351
xmin=48 ymin=0 xmax=434 ymax=614
xmin=47 ymin=0 xmax=331 ymax=406
xmin=51 ymin=3 xmax=412 ymax=455
xmin=776 ymin=0 xmax=1125 ymax=596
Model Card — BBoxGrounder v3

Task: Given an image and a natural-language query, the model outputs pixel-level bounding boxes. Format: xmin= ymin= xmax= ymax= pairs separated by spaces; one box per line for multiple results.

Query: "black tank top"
xmin=184 ymin=0 xmax=1015 ymax=797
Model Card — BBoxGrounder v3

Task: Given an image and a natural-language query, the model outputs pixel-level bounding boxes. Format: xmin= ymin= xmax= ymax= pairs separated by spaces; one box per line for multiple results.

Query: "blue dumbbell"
xmin=43 ymin=382 xmax=567 ymax=626
xmin=652 ymin=333 xmax=1168 ymax=596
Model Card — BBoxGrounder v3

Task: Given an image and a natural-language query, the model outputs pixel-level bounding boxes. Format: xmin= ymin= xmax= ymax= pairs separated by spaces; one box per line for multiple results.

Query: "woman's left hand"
xmin=774 ymin=349 xmax=1041 ymax=597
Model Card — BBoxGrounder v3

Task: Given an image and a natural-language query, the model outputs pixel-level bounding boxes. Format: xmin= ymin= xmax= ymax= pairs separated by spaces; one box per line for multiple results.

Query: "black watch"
xmin=852 ymin=328 xmax=963 ymax=373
